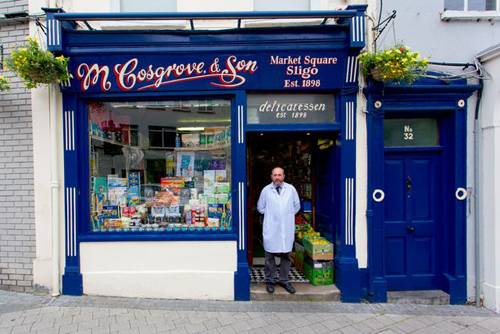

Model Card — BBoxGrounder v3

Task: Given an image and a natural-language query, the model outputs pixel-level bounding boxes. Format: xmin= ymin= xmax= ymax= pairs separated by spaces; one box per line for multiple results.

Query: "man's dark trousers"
xmin=264 ymin=251 xmax=291 ymax=283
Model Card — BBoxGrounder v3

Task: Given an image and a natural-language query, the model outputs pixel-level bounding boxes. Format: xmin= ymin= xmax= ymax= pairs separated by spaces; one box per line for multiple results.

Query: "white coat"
xmin=257 ymin=182 xmax=301 ymax=253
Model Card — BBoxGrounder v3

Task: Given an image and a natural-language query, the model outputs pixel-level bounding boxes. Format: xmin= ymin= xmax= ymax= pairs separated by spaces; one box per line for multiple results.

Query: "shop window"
xmin=88 ymin=100 xmax=232 ymax=233
xmin=384 ymin=118 xmax=439 ymax=147
xmin=444 ymin=0 xmax=496 ymax=10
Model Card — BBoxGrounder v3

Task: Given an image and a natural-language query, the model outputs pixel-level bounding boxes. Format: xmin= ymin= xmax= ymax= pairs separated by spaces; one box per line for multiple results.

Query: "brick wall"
xmin=0 ymin=0 xmax=35 ymax=292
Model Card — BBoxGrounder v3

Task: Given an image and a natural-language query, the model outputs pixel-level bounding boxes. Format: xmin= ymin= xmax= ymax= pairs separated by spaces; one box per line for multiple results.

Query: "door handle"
xmin=406 ymin=176 xmax=412 ymax=193
xmin=407 ymin=226 xmax=415 ymax=233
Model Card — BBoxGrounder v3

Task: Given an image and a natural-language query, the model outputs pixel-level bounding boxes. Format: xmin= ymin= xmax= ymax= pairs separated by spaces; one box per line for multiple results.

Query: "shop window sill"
xmin=441 ymin=10 xmax=500 ymax=21
xmin=79 ymin=231 xmax=238 ymax=242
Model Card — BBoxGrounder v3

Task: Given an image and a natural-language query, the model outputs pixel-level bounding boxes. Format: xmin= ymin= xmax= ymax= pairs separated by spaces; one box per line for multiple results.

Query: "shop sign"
xmin=70 ymin=52 xmax=346 ymax=93
xmin=247 ymin=94 xmax=335 ymax=124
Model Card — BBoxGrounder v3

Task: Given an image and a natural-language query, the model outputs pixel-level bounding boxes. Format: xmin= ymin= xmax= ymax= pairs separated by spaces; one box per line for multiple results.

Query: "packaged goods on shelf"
xmin=90 ymin=144 xmax=232 ymax=232
xmin=214 ymin=193 xmax=229 ymax=204
xmin=203 ymin=170 xmax=216 ymax=188
xmin=91 ymin=176 xmax=108 ymax=212
xmin=303 ymin=257 xmax=334 ymax=286
xmin=179 ymin=188 xmax=191 ymax=206
xmin=107 ymin=175 xmax=128 ymax=206
xmin=104 ymin=218 xmax=123 ymax=229
xmin=215 ymin=170 xmax=227 ymax=182
xmin=176 ymin=152 xmax=195 ymax=178
xmin=215 ymin=182 xmax=230 ymax=193
xmin=191 ymin=205 xmax=207 ymax=226
xmin=181 ymin=133 xmax=199 ymax=147
xmin=127 ymin=172 xmax=141 ymax=206
xmin=207 ymin=218 xmax=220 ymax=227
xmin=165 ymin=205 xmax=180 ymax=217
xmin=161 ymin=176 xmax=185 ymax=189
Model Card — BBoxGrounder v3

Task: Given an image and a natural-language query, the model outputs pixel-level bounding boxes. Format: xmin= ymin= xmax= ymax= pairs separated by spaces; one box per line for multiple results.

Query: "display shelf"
xmin=91 ymin=135 xmax=136 ymax=147
xmin=174 ymin=143 xmax=230 ymax=151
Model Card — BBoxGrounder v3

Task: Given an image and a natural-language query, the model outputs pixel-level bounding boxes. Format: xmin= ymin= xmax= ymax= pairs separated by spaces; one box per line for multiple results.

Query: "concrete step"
xmin=387 ymin=290 xmax=450 ymax=305
xmin=251 ymin=283 xmax=340 ymax=302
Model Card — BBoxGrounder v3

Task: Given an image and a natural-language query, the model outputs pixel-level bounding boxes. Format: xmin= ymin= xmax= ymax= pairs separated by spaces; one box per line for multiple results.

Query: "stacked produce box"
xmin=294 ymin=215 xmax=334 ymax=285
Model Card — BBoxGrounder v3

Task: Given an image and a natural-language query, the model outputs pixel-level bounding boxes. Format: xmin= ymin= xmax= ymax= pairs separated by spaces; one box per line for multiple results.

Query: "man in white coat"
xmin=257 ymin=167 xmax=301 ymax=294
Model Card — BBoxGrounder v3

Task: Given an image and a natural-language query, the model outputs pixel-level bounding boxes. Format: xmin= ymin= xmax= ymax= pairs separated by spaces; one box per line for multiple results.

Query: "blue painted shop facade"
xmin=45 ymin=6 xmax=476 ymax=303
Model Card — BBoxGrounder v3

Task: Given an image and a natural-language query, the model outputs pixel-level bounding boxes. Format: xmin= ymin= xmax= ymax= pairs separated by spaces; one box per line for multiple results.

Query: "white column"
xmin=479 ymin=53 xmax=500 ymax=312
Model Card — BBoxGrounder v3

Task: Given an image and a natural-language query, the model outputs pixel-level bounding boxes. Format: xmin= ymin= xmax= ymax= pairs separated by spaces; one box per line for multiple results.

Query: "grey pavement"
xmin=0 ymin=290 xmax=499 ymax=333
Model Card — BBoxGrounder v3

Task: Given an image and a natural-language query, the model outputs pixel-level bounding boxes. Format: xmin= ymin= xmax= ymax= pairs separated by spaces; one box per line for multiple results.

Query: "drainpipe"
xmin=46 ymin=0 xmax=61 ymax=298
xmin=473 ymin=77 xmax=484 ymax=307
xmin=49 ymin=84 xmax=60 ymax=297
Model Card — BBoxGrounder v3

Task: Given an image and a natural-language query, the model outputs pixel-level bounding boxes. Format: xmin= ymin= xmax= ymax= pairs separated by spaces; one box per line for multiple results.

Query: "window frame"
xmin=442 ymin=0 xmax=500 ymax=20
xmin=82 ymin=94 xmax=238 ymax=241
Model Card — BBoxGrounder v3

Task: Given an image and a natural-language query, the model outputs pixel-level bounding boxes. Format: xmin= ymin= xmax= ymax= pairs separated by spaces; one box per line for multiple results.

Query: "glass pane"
xmin=247 ymin=94 xmax=335 ymax=125
xmin=444 ymin=0 xmax=464 ymax=10
xmin=469 ymin=0 xmax=496 ymax=10
xmin=89 ymin=100 xmax=232 ymax=233
xmin=384 ymin=118 xmax=439 ymax=147
xmin=148 ymin=130 xmax=163 ymax=148
xmin=487 ymin=0 xmax=497 ymax=10
xmin=120 ymin=0 xmax=177 ymax=12
xmin=254 ymin=0 xmax=309 ymax=11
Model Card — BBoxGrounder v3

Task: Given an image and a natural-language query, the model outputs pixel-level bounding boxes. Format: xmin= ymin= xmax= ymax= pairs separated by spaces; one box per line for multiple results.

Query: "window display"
xmin=88 ymin=100 xmax=232 ymax=232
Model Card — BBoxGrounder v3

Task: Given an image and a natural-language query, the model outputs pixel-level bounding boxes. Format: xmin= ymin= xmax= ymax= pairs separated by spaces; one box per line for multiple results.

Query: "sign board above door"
xmin=247 ymin=94 xmax=335 ymax=125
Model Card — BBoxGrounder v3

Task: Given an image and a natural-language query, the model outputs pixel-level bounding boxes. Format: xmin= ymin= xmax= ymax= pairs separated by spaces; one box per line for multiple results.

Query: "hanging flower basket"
xmin=358 ymin=45 xmax=429 ymax=84
xmin=6 ymin=37 xmax=70 ymax=89
xmin=0 ymin=76 xmax=9 ymax=91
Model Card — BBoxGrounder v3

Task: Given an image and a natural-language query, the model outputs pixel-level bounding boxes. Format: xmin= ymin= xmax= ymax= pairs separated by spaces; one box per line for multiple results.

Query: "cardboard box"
xmin=302 ymin=236 xmax=334 ymax=260
xmin=303 ymin=258 xmax=334 ymax=286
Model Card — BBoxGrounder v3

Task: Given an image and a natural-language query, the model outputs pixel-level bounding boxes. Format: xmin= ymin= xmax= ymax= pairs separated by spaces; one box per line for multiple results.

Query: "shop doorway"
xmin=246 ymin=132 xmax=338 ymax=268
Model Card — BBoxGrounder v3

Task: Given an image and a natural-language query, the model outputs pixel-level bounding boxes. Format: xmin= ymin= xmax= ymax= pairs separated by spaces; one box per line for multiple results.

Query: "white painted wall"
xmin=376 ymin=1 xmax=500 ymax=62
xmin=80 ymin=241 xmax=237 ymax=299
xmin=354 ymin=0 xmax=378 ymax=269
xmin=30 ymin=0 xmax=66 ymax=293
xmin=478 ymin=48 xmax=500 ymax=312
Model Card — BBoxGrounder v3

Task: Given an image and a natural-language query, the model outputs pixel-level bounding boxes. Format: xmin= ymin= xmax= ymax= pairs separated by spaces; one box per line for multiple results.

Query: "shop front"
xmin=46 ymin=6 xmax=367 ymax=301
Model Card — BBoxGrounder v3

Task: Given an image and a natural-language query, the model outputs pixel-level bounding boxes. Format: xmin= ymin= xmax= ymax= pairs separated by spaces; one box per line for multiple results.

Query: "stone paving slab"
xmin=0 ymin=291 xmax=499 ymax=333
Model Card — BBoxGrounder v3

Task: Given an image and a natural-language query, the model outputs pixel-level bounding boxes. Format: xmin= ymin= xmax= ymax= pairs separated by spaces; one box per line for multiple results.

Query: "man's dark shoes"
xmin=279 ymin=282 xmax=296 ymax=294
xmin=266 ymin=282 xmax=275 ymax=294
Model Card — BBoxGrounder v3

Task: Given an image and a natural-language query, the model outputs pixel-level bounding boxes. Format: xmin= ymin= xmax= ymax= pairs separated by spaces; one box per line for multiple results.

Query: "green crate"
xmin=304 ymin=258 xmax=334 ymax=286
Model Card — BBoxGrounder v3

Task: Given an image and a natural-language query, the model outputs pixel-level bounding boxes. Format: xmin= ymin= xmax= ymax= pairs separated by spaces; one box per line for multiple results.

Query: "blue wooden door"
xmin=383 ymin=150 xmax=441 ymax=290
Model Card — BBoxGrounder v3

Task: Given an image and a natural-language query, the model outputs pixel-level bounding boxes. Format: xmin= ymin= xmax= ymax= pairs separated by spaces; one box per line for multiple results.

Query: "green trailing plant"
xmin=6 ymin=37 xmax=70 ymax=88
xmin=358 ymin=45 xmax=429 ymax=84
xmin=0 ymin=76 xmax=9 ymax=91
